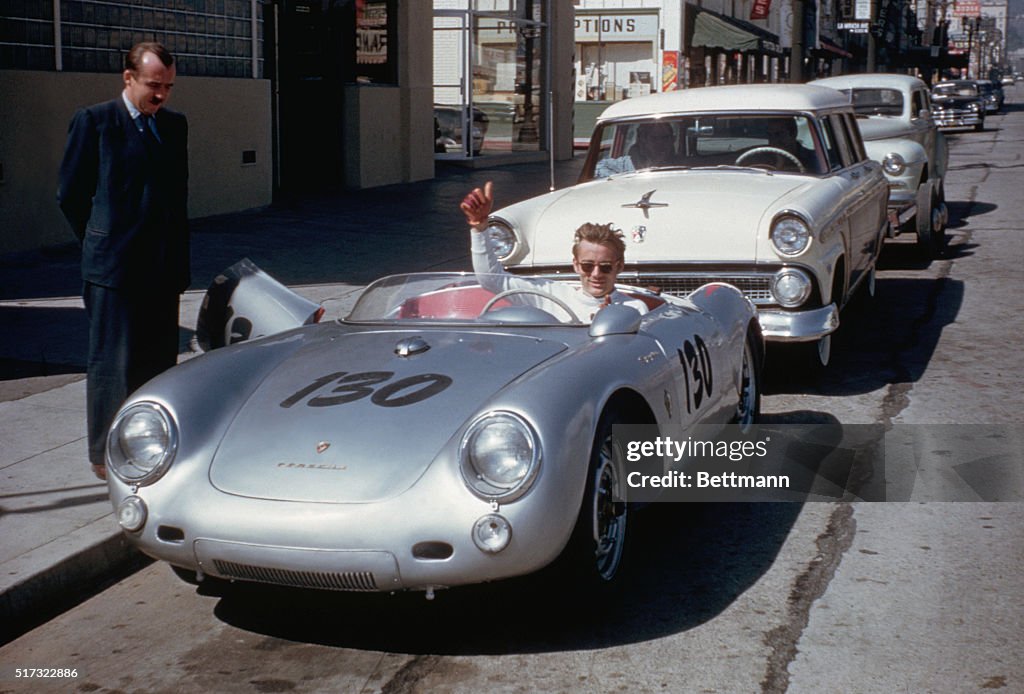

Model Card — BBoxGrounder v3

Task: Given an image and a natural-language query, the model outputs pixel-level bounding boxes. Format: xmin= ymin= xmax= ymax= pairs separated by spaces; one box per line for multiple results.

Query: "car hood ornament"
xmin=621 ymin=190 xmax=669 ymax=219
xmin=316 ymin=441 xmax=331 ymax=454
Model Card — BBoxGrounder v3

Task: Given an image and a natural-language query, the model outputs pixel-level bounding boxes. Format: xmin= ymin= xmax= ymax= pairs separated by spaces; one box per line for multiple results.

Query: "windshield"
xmin=933 ymin=83 xmax=977 ymax=98
xmin=843 ymin=88 xmax=903 ymax=116
xmin=346 ymin=273 xmax=589 ymax=325
xmin=582 ymin=114 xmax=825 ymax=180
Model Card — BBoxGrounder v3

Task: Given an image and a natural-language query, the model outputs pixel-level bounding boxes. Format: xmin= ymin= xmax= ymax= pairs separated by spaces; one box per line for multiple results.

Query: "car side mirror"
xmin=918 ymin=108 xmax=933 ymax=121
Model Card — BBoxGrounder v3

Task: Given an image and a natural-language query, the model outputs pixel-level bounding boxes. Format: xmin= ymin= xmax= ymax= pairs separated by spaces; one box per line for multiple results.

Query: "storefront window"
xmin=433 ymin=1 xmax=548 ymax=158
xmin=574 ymin=12 xmax=659 ymax=102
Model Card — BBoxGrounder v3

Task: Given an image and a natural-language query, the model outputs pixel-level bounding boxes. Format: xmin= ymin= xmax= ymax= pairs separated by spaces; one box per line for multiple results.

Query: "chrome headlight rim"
xmin=771 ymin=268 xmax=813 ymax=307
xmin=459 ymin=411 xmax=541 ymax=502
xmin=106 ymin=401 xmax=178 ymax=485
xmin=770 ymin=213 xmax=812 ymax=257
xmin=486 ymin=218 xmax=518 ymax=262
xmin=882 ymin=152 xmax=906 ymax=176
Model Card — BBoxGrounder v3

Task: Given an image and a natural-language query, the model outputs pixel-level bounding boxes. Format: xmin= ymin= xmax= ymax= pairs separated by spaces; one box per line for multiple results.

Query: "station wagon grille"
xmin=624 ymin=274 xmax=773 ymax=303
xmin=515 ymin=270 xmax=776 ymax=304
xmin=212 ymin=559 xmax=378 ymax=591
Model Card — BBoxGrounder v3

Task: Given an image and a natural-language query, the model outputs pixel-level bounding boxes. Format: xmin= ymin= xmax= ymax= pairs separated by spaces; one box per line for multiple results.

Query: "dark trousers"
xmin=84 ymin=282 xmax=180 ymax=465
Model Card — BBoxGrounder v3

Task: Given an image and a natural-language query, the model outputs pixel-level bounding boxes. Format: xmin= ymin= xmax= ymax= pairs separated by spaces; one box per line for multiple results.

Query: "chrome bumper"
xmin=758 ymin=304 xmax=839 ymax=342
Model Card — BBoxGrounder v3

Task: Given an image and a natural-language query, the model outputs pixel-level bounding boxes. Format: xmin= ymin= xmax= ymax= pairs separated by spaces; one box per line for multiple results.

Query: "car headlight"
xmin=772 ymin=268 xmax=812 ymax=307
xmin=107 ymin=402 xmax=177 ymax=485
xmin=460 ymin=411 xmax=540 ymax=501
xmin=770 ymin=215 xmax=811 ymax=256
xmin=969 ymin=102 xmax=980 ymax=111
xmin=882 ymin=152 xmax=906 ymax=176
xmin=487 ymin=219 xmax=518 ymax=262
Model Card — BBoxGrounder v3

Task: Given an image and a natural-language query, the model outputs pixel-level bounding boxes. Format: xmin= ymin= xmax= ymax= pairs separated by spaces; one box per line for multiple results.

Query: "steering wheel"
xmin=735 ymin=146 xmax=805 ymax=173
xmin=480 ymin=288 xmax=582 ymax=324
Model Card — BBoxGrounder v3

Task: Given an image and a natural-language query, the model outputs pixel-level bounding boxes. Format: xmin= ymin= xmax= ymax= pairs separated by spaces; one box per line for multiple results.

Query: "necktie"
xmin=140 ymin=114 xmax=161 ymax=144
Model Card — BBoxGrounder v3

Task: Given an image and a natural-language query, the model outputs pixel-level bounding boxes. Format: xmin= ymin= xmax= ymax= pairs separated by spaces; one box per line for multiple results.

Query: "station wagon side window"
xmin=817 ymin=117 xmax=843 ymax=172
xmin=842 ymin=113 xmax=868 ymax=162
xmin=827 ymin=113 xmax=857 ymax=168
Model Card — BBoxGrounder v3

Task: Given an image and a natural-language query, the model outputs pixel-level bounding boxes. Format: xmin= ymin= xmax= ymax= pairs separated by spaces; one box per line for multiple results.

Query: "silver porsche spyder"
xmin=105 ymin=262 xmax=762 ymax=596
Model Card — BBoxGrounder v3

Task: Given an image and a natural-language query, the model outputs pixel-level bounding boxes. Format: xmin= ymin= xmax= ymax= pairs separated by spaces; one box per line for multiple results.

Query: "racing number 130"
xmin=677 ymin=335 xmax=713 ymax=413
xmin=280 ymin=371 xmax=453 ymax=409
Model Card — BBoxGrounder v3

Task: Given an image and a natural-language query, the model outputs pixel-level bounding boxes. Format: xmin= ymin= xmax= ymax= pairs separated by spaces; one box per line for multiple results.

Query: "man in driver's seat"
xmin=461 ymin=181 xmax=649 ymax=321
xmin=762 ymin=118 xmax=819 ymax=172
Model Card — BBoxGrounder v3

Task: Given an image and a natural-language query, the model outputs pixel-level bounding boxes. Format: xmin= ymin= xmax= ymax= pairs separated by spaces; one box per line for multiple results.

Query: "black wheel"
xmin=731 ymin=324 xmax=762 ymax=431
xmin=917 ymin=192 xmax=946 ymax=259
xmin=559 ymin=408 xmax=630 ymax=592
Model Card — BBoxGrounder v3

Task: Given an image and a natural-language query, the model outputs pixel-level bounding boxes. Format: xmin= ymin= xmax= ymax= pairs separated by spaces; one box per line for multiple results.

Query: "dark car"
xmin=930 ymin=81 xmax=986 ymax=131
xmin=434 ymin=104 xmax=489 ymax=155
xmin=974 ymin=80 xmax=1002 ymax=113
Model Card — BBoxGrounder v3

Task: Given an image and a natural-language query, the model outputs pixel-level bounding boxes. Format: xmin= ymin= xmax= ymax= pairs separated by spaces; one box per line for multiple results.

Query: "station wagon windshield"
xmin=582 ymin=114 xmax=825 ymax=180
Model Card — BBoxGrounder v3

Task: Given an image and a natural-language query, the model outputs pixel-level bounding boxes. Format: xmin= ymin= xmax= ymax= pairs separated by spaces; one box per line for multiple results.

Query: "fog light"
xmin=772 ymin=269 xmax=812 ymax=307
xmin=472 ymin=514 xmax=512 ymax=553
xmin=117 ymin=496 xmax=148 ymax=532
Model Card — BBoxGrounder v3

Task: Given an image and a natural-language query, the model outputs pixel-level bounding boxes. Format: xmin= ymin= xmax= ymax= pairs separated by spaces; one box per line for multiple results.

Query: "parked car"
xmin=483 ymin=84 xmax=889 ymax=366
xmin=434 ymin=104 xmax=488 ymax=155
xmin=930 ymin=80 xmax=986 ymax=131
xmin=105 ymin=260 xmax=762 ymax=596
xmin=974 ymin=79 xmax=1002 ymax=113
xmin=812 ymin=73 xmax=949 ymax=257
xmin=1000 ymin=76 xmax=1015 ymax=86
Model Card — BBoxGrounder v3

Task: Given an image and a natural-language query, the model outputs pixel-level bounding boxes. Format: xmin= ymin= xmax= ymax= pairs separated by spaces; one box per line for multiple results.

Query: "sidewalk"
xmin=0 ymin=156 xmax=584 ymax=642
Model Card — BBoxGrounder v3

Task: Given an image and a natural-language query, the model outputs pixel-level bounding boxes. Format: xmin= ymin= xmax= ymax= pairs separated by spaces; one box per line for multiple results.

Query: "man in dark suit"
xmin=58 ymin=42 xmax=190 ymax=480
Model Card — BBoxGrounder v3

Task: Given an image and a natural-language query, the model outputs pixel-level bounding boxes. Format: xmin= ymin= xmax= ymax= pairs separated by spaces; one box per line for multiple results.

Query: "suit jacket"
xmin=58 ymin=98 xmax=190 ymax=292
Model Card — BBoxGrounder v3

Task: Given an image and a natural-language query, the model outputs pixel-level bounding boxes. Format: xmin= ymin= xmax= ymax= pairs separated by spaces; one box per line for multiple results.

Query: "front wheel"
xmin=917 ymin=192 xmax=946 ymax=259
xmin=559 ymin=409 xmax=630 ymax=592
xmin=732 ymin=325 xmax=762 ymax=431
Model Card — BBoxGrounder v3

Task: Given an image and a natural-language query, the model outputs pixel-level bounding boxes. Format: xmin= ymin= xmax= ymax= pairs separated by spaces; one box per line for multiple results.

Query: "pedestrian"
xmin=57 ymin=41 xmax=190 ymax=480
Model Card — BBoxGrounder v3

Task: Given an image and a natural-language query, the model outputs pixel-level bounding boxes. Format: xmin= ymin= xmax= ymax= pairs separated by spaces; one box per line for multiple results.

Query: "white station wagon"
xmin=812 ymin=73 xmax=949 ymax=258
xmin=486 ymin=84 xmax=889 ymax=366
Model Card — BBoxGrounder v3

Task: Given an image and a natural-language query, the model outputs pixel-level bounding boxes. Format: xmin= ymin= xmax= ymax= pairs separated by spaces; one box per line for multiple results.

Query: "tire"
xmin=917 ymin=191 xmax=946 ymax=259
xmin=559 ymin=408 xmax=630 ymax=593
xmin=974 ymin=120 xmax=984 ymax=132
xmin=731 ymin=325 xmax=762 ymax=431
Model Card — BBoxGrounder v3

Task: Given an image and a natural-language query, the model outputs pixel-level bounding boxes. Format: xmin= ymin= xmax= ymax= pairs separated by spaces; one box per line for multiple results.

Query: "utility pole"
xmin=790 ymin=0 xmax=805 ymax=82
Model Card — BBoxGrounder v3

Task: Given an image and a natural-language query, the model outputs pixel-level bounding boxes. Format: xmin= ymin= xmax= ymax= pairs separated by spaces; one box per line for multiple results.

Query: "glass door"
xmin=433 ymin=12 xmax=476 ymax=159
xmin=473 ymin=15 xmax=543 ymax=153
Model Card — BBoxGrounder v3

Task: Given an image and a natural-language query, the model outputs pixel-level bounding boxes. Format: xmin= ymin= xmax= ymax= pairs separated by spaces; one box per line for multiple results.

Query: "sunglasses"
xmin=577 ymin=261 xmax=618 ymax=275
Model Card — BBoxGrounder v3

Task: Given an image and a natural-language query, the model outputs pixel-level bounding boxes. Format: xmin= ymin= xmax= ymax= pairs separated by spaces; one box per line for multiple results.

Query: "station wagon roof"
xmin=596 ymin=84 xmax=851 ymax=122
xmin=811 ymin=73 xmax=926 ymax=91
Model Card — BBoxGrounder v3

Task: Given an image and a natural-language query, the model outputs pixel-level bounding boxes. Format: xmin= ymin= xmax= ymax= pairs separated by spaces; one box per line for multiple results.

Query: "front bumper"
xmin=933 ymin=111 xmax=983 ymax=128
xmin=758 ymin=304 xmax=839 ymax=342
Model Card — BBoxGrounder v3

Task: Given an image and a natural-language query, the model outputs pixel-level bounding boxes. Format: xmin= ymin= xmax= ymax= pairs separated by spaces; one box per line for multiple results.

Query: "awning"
xmin=890 ymin=46 xmax=968 ymax=70
xmin=815 ymin=37 xmax=852 ymax=59
xmin=691 ymin=9 xmax=781 ymax=55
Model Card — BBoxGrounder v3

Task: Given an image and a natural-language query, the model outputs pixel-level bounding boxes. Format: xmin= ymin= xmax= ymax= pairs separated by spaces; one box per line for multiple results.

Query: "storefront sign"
xmin=952 ymin=0 xmax=980 ymax=17
xmin=662 ymin=51 xmax=679 ymax=91
xmin=356 ymin=1 xmax=388 ymax=66
xmin=574 ymin=13 xmax=659 ymax=42
xmin=839 ymin=21 xmax=870 ymax=33
xmin=751 ymin=0 xmax=772 ymax=21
